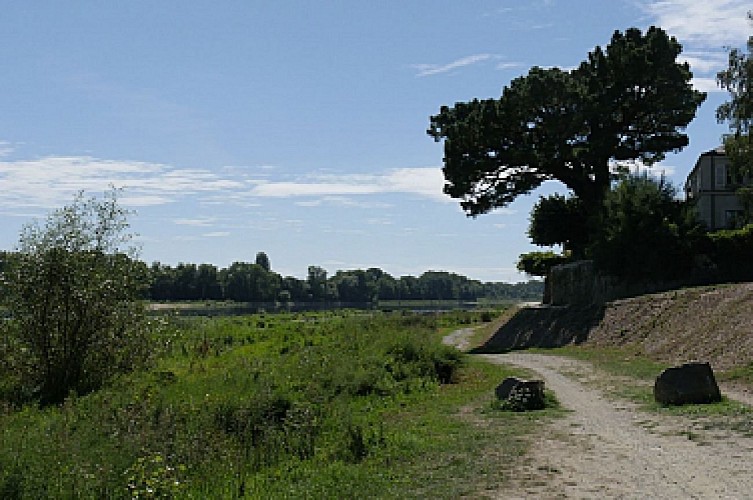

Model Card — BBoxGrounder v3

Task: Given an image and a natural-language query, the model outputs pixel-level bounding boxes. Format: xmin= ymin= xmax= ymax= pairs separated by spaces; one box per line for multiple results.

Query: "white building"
xmin=685 ymin=146 xmax=750 ymax=230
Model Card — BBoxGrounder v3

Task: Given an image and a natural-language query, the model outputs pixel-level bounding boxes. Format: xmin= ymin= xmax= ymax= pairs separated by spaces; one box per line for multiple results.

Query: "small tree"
xmin=717 ymin=11 xmax=753 ymax=175
xmin=255 ymin=251 xmax=271 ymax=272
xmin=589 ymin=174 xmax=701 ymax=281
xmin=3 ymin=190 xmax=151 ymax=404
xmin=528 ymin=194 xmax=590 ymax=257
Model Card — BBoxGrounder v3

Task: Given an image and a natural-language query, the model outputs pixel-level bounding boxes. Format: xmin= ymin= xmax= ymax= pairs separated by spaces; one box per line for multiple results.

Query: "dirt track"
xmin=444 ymin=330 xmax=753 ymax=499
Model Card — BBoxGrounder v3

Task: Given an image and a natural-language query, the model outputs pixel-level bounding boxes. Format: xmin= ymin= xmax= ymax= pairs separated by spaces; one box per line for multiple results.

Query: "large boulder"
xmin=654 ymin=362 xmax=722 ymax=406
xmin=495 ymin=377 xmax=524 ymax=400
xmin=496 ymin=377 xmax=546 ymax=411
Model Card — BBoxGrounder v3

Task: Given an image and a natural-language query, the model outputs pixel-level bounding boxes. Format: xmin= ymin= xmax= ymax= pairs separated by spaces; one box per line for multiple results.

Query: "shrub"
xmin=707 ymin=223 xmax=753 ymax=280
xmin=2 ymin=190 xmax=152 ymax=404
xmin=589 ymin=174 xmax=702 ymax=281
xmin=516 ymin=251 xmax=570 ymax=278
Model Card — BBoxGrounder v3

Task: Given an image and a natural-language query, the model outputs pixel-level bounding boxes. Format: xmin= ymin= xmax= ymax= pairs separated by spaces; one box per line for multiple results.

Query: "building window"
xmin=726 ymin=168 xmax=746 ymax=187
xmin=716 ymin=164 xmax=727 ymax=189
xmin=725 ymin=210 xmax=746 ymax=229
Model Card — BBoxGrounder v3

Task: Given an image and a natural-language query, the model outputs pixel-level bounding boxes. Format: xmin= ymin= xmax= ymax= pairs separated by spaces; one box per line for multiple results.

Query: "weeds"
xmin=0 ymin=309 xmax=543 ymax=498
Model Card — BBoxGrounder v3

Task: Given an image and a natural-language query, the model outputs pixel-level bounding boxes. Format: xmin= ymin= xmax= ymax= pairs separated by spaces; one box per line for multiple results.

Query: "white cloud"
xmin=692 ymin=76 xmax=725 ymax=92
xmin=294 ymin=196 xmax=392 ymax=209
xmin=610 ymin=159 xmax=676 ymax=177
xmin=120 ymin=195 xmax=173 ymax=206
xmin=0 ymin=155 xmax=245 ymax=211
xmin=489 ymin=207 xmax=518 ymax=216
xmin=250 ymin=167 xmax=448 ymax=202
xmin=174 ymin=217 xmax=217 ymax=227
xmin=496 ymin=61 xmax=524 ymax=71
xmin=202 ymin=231 xmax=230 ymax=238
xmin=680 ymin=51 xmax=730 ymax=73
xmin=0 ymin=141 xmax=14 ymax=158
xmin=366 ymin=218 xmax=393 ymax=225
xmin=0 ymin=152 xmax=452 ymax=220
xmin=641 ymin=0 xmax=750 ymax=89
xmin=252 ymin=181 xmax=379 ymax=197
xmin=642 ymin=0 xmax=751 ymax=47
xmin=413 ymin=54 xmax=495 ymax=77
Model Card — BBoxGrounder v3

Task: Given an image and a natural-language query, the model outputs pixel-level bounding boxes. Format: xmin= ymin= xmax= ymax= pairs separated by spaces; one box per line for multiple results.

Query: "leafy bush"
xmin=528 ymin=194 xmax=590 ymax=257
xmin=2 ymin=190 xmax=152 ymax=405
xmin=589 ymin=174 xmax=702 ymax=281
xmin=707 ymin=223 xmax=753 ymax=280
xmin=517 ymin=251 xmax=570 ymax=277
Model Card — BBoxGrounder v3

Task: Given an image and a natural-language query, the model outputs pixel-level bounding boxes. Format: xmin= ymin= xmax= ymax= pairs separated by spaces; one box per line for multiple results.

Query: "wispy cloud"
xmin=642 ymin=0 xmax=750 ymax=47
xmin=0 ymin=141 xmax=14 ymax=158
xmin=642 ymin=0 xmax=750 ymax=93
xmin=0 ymin=155 xmax=244 ymax=211
xmin=496 ymin=61 xmax=525 ymax=71
xmin=174 ymin=217 xmax=218 ymax=227
xmin=692 ymin=77 xmax=725 ymax=93
xmin=0 ymin=153 xmax=452 ymax=221
xmin=412 ymin=54 xmax=495 ymax=77
xmin=250 ymin=167 xmax=447 ymax=202
xmin=680 ymin=51 xmax=730 ymax=73
xmin=294 ymin=196 xmax=392 ymax=209
xmin=610 ymin=159 xmax=676 ymax=177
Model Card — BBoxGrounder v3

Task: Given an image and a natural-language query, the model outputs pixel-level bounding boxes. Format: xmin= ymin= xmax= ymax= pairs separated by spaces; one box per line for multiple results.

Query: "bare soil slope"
xmin=479 ymin=283 xmax=753 ymax=371
xmin=587 ymin=282 xmax=753 ymax=370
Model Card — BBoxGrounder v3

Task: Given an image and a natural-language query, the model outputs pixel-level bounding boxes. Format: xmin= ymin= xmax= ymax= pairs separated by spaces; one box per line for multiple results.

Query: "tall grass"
xmin=0 ymin=310 xmax=517 ymax=498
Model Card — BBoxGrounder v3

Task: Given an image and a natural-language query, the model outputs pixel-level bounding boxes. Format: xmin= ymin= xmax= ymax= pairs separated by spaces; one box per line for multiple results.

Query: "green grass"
xmin=719 ymin=362 xmax=753 ymax=385
xmin=539 ymin=345 xmax=753 ymax=423
xmin=0 ymin=308 xmax=558 ymax=498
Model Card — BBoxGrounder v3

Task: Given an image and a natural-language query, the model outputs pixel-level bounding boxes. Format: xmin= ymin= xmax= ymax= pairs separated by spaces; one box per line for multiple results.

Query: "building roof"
xmin=686 ymin=145 xmax=727 ymax=185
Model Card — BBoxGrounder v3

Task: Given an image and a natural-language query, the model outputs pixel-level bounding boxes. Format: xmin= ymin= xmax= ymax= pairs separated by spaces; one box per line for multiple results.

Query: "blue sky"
xmin=0 ymin=0 xmax=750 ymax=282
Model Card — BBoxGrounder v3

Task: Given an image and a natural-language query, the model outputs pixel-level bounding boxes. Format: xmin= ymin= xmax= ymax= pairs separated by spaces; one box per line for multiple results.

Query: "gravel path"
xmin=484 ymin=353 xmax=753 ymax=499
xmin=443 ymin=328 xmax=753 ymax=499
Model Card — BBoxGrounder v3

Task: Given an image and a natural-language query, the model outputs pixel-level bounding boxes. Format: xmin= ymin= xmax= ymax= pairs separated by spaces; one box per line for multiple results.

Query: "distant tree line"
xmin=1 ymin=250 xmax=543 ymax=306
xmin=147 ymin=252 xmax=543 ymax=303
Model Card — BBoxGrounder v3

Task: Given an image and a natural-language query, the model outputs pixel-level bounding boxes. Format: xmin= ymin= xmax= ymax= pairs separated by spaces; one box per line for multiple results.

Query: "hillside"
xmin=587 ymin=282 xmax=753 ymax=370
xmin=477 ymin=282 xmax=753 ymax=371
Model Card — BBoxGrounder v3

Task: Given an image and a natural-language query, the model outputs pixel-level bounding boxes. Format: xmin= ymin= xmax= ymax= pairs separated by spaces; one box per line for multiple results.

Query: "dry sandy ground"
xmin=444 ymin=329 xmax=753 ymax=499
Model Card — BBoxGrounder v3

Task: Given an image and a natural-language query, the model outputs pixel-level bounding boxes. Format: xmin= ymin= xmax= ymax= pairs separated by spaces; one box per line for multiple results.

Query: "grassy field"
xmin=0 ymin=308 xmax=560 ymax=498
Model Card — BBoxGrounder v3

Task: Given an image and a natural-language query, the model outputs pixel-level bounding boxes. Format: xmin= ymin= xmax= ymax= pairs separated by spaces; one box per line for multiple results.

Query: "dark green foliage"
xmin=736 ymin=186 xmax=753 ymax=226
xmin=706 ymin=223 xmax=753 ymax=279
xmin=223 ymin=261 xmax=281 ymax=302
xmin=589 ymin=174 xmax=702 ymax=281
xmin=429 ymin=27 xmax=704 ymax=219
xmin=2 ymin=191 xmax=152 ymax=405
xmin=254 ymin=251 xmax=271 ymax=272
xmin=146 ymin=261 xmax=543 ymax=303
xmin=517 ymin=251 xmax=570 ymax=278
xmin=717 ymin=12 xmax=753 ymax=174
xmin=528 ymin=194 xmax=590 ymax=257
xmin=331 ymin=269 xmax=379 ymax=303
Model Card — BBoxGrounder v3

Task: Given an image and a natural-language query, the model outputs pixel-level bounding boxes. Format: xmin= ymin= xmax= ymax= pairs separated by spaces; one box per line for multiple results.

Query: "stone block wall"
xmin=548 ymin=260 xmax=686 ymax=306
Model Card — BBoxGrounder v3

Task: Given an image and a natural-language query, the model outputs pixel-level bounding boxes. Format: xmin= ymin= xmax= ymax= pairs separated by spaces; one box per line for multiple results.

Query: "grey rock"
xmin=654 ymin=362 xmax=722 ymax=406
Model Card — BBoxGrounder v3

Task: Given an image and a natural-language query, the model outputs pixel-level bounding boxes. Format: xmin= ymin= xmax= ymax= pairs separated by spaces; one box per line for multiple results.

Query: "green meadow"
xmin=0 ymin=308 xmax=555 ymax=498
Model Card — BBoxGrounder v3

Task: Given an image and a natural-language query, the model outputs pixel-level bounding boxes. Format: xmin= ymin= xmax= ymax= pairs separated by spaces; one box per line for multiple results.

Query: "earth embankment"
xmin=477 ymin=283 xmax=753 ymax=370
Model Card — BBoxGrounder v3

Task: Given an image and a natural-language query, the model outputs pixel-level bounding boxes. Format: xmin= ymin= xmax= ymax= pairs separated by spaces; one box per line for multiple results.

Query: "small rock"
xmin=654 ymin=362 xmax=722 ymax=405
